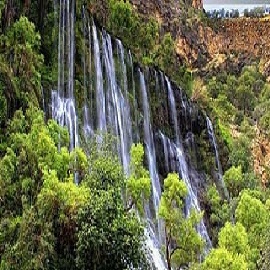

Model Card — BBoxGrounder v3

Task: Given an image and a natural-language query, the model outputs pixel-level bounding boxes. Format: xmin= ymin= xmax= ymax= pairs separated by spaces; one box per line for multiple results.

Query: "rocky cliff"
xmin=175 ymin=18 xmax=270 ymax=71
xmin=253 ymin=128 xmax=270 ymax=187
xmin=129 ymin=0 xmax=270 ymax=75
xmin=192 ymin=0 xmax=203 ymax=9
xmin=88 ymin=0 xmax=270 ymax=76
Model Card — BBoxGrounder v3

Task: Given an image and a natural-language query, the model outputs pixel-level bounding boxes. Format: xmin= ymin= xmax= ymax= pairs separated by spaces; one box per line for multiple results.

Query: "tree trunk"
xmin=2 ymin=0 xmax=14 ymax=31
xmin=23 ymin=0 xmax=30 ymax=15
xmin=38 ymin=0 xmax=46 ymax=33
xmin=165 ymin=227 xmax=172 ymax=270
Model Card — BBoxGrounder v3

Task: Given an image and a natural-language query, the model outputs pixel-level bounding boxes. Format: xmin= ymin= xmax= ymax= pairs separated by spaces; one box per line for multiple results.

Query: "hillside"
xmin=0 ymin=1 xmax=270 ymax=270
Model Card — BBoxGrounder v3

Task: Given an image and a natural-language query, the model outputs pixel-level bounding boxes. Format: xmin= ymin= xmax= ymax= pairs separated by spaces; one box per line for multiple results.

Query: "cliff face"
xmin=192 ymin=0 xmax=203 ymax=9
xmin=90 ymin=0 xmax=270 ymax=76
xmin=175 ymin=18 xmax=270 ymax=69
xmin=129 ymin=0 xmax=181 ymax=29
xmin=129 ymin=0 xmax=270 ymax=75
xmin=253 ymin=129 xmax=270 ymax=187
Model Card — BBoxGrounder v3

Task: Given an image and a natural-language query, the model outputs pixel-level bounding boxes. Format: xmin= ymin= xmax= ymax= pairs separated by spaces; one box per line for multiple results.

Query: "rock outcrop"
xmin=192 ymin=0 xmax=203 ymax=9
xmin=253 ymin=127 xmax=270 ymax=187
xmin=175 ymin=18 xmax=270 ymax=68
xmin=129 ymin=0 xmax=270 ymax=74
xmin=89 ymin=0 xmax=270 ymax=76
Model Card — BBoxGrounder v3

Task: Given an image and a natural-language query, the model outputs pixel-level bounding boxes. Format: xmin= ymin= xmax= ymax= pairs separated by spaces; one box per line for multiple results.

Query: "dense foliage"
xmin=192 ymin=57 xmax=270 ymax=269
xmin=1 ymin=0 xmax=270 ymax=270
xmin=159 ymin=173 xmax=204 ymax=270
xmin=0 ymin=105 xmax=151 ymax=269
xmin=88 ymin=0 xmax=194 ymax=92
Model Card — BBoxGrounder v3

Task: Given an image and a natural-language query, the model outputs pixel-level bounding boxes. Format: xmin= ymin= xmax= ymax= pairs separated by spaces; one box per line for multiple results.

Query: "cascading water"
xmin=139 ymin=71 xmax=163 ymax=241
xmin=102 ymin=33 xmax=133 ymax=174
xmin=164 ymin=75 xmax=212 ymax=250
xmin=159 ymin=132 xmax=212 ymax=250
xmin=52 ymin=0 xmax=79 ymax=183
xmin=138 ymin=70 xmax=168 ymax=269
xmin=82 ymin=6 xmax=94 ymax=138
xmin=206 ymin=117 xmax=229 ymax=200
xmin=52 ymin=3 xmax=213 ymax=268
xmin=92 ymin=23 xmax=106 ymax=132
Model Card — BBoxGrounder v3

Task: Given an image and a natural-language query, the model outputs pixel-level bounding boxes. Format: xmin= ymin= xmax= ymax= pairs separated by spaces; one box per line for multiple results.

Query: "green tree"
xmin=0 ymin=85 xmax=7 ymax=126
xmin=229 ymin=135 xmax=252 ymax=173
xmin=0 ymin=16 xmax=43 ymax=117
xmin=236 ymin=191 xmax=268 ymax=246
xmin=235 ymin=84 xmax=255 ymax=114
xmin=76 ymin=143 xmax=148 ymax=270
xmin=1 ymin=169 xmax=90 ymax=270
xmin=159 ymin=173 xmax=204 ymax=270
xmin=223 ymin=166 xmax=244 ymax=198
xmin=199 ymin=222 xmax=250 ymax=270
xmin=201 ymin=248 xmax=248 ymax=270
xmin=206 ymin=185 xmax=230 ymax=244
xmin=154 ymin=33 xmax=176 ymax=74
xmin=235 ymin=191 xmax=268 ymax=268
xmin=76 ymin=191 xmax=147 ymax=270
xmin=107 ymin=0 xmax=158 ymax=62
xmin=126 ymin=143 xmax=151 ymax=213
xmin=0 ymin=1 xmax=5 ymax=20
xmin=259 ymin=83 xmax=270 ymax=103
xmin=207 ymin=77 xmax=225 ymax=99
xmin=259 ymin=227 xmax=270 ymax=270
xmin=234 ymin=66 xmax=264 ymax=115
xmin=108 ymin=0 xmax=138 ymax=42
xmin=225 ymin=75 xmax=238 ymax=104
xmin=218 ymin=222 xmax=249 ymax=256
xmin=0 ymin=108 xmax=150 ymax=269
xmin=212 ymin=94 xmax=236 ymax=124
xmin=191 ymin=78 xmax=209 ymax=108
xmin=0 ymin=106 xmax=90 ymax=269
xmin=254 ymin=84 xmax=270 ymax=133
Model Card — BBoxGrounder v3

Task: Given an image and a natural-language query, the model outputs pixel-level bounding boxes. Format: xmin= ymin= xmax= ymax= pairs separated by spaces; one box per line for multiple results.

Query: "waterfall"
xmin=139 ymin=71 xmax=163 ymax=242
xmin=52 ymin=0 xmax=79 ymax=184
xmin=51 ymin=3 xmax=213 ymax=268
xmin=145 ymin=228 xmax=167 ymax=270
xmin=159 ymin=132 xmax=212 ymax=250
xmin=102 ymin=32 xmax=133 ymax=174
xmin=52 ymin=0 xmax=78 ymax=148
xmin=82 ymin=7 xmax=94 ymax=138
xmin=165 ymin=76 xmax=212 ymax=250
xmin=82 ymin=18 xmax=166 ymax=268
xmin=206 ymin=117 xmax=229 ymax=200
xmin=92 ymin=23 xmax=106 ymax=132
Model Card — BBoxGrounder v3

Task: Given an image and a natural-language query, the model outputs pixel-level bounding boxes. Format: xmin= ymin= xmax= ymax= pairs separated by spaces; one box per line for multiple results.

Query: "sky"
xmin=203 ymin=0 xmax=270 ymax=4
